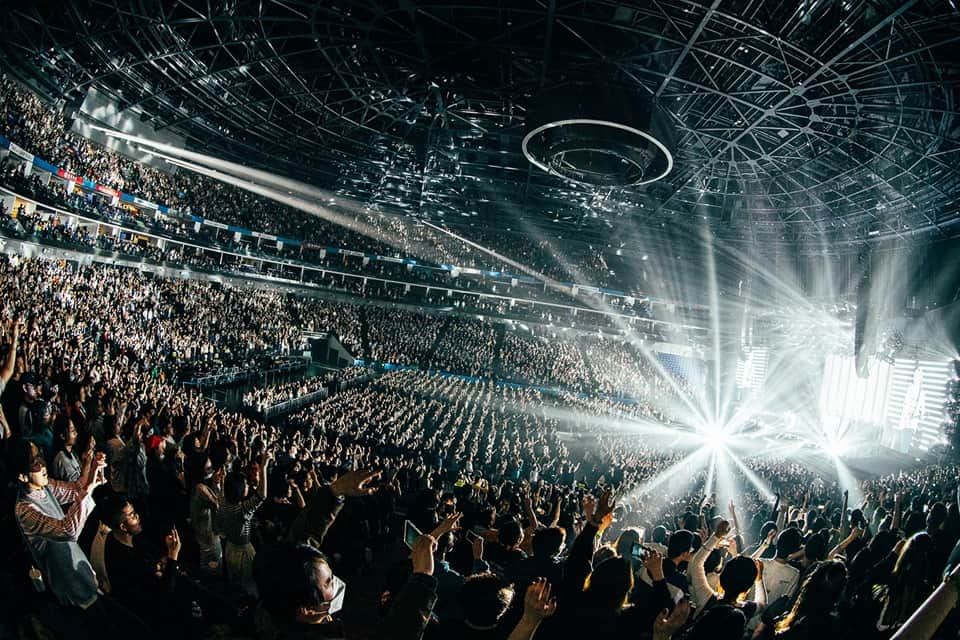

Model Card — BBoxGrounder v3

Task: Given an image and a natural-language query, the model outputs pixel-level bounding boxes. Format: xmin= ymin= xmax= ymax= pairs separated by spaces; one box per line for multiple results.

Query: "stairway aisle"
xmin=360 ymin=305 xmax=372 ymax=360
xmin=576 ymin=338 xmax=600 ymax=390
xmin=492 ymin=323 xmax=507 ymax=378
xmin=423 ymin=316 xmax=452 ymax=368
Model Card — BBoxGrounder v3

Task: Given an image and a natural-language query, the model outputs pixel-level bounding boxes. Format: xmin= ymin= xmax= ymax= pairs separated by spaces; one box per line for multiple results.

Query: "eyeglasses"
xmin=29 ymin=456 xmax=46 ymax=472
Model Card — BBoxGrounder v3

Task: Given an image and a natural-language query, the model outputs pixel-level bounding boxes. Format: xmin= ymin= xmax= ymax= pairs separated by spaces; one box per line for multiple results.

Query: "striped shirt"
xmin=217 ymin=493 xmax=265 ymax=545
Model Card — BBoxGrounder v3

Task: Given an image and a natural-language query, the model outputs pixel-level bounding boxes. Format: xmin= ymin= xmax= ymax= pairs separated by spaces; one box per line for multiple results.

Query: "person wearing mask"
xmin=253 ymin=469 xmax=381 ymax=639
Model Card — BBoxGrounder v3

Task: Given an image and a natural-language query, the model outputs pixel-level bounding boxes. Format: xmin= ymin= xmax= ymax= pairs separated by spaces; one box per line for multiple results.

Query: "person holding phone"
xmin=429 ymin=513 xmax=491 ymax=622
xmin=13 ymin=438 xmax=106 ymax=610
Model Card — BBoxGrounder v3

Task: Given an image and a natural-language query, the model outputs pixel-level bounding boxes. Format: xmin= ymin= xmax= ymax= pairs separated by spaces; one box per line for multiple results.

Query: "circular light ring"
xmin=522 ymin=119 xmax=674 ymax=187
xmin=552 ymin=147 xmax=649 ymax=184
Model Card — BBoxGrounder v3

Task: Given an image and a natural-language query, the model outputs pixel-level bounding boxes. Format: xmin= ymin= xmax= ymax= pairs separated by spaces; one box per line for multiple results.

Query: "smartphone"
xmin=466 ymin=530 xmax=482 ymax=543
xmin=403 ymin=520 xmax=422 ymax=550
xmin=631 ymin=542 xmax=646 ymax=560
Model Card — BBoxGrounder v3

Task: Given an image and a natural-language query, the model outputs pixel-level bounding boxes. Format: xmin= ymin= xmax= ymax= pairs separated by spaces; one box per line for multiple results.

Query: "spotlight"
xmin=825 ymin=438 xmax=846 ymax=459
xmin=703 ymin=427 xmax=727 ymax=450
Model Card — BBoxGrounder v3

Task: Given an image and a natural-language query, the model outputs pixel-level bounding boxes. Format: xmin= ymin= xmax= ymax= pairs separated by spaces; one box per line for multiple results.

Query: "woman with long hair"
xmin=768 ymin=560 xmax=847 ymax=638
xmin=875 ymin=532 xmax=934 ymax=634
xmin=219 ymin=454 xmax=271 ymax=599
xmin=50 ymin=414 xmax=88 ymax=482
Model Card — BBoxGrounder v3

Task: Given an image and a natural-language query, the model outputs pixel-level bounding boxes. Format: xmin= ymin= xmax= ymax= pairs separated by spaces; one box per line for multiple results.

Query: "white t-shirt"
xmin=759 ymin=558 xmax=800 ymax=604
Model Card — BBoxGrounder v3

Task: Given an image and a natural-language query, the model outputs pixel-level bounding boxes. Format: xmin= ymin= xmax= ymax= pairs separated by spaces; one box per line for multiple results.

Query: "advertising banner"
xmin=8 ymin=142 xmax=33 ymax=162
xmin=95 ymin=184 xmax=119 ymax=197
xmin=132 ymin=196 xmax=159 ymax=211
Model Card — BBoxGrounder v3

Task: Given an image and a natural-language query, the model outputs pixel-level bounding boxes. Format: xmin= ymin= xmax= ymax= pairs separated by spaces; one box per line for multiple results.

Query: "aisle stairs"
xmin=360 ymin=306 xmax=372 ymax=360
xmin=424 ymin=316 xmax=452 ymax=367
xmin=577 ymin=338 xmax=600 ymax=390
xmin=492 ymin=323 xmax=507 ymax=376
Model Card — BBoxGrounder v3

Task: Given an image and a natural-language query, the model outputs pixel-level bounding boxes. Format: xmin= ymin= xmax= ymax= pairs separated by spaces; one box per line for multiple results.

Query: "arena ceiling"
xmin=3 ymin=0 xmax=960 ymax=255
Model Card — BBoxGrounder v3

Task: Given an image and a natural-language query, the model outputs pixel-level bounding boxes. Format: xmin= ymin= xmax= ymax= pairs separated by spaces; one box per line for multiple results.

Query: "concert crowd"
xmin=0 ymin=253 xmax=958 ymax=640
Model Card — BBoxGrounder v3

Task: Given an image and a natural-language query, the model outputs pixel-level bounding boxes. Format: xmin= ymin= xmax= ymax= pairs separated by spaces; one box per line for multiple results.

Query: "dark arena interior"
xmin=2 ymin=1 xmax=960 ymax=639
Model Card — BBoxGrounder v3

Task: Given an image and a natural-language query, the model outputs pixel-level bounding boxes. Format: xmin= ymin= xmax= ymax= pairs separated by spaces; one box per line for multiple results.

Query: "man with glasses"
xmin=13 ymin=438 xmax=107 ymax=610
xmin=101 ymin=494 xmax=186 ymax=631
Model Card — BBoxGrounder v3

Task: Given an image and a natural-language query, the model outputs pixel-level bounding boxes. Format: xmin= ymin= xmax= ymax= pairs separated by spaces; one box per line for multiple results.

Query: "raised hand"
xmin=410 ymin=534 xmax=437 ymax=576
xmin=430 ymin=512 xmax=463 ymax=539
xmin=523 ymin=491 xmax=534 ymax=513
xmin=644 ymin=548 xmax=665 ymax=582
xmin=87 ymin=452 xmax=107 ymax=490
xmin=582 ymin=493 xmax=597 ymax=521
xmin=714 ymin=519 xmax=731 ymax=539
xmin=522 ymin=579 xmax=557 ymax=621
xmin=330 ymin=469 xmax=381 ymax=497
xmin=595 ymin=487 xmax=616 ymax=522
xmin=653 ymin=600 xmax=691 ymax=638
xmin=81 ymin=436 xmax=96 ymax=467
xmin=471 ymin=535 xmax=484 ymax=560
xmin=165 ymin=527 xmax=182 ymax=560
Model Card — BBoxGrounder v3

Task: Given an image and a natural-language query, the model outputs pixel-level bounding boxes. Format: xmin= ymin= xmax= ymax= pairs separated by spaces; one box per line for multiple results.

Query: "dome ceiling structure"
xmin=2 ymin=0 xmax=960 ymax=255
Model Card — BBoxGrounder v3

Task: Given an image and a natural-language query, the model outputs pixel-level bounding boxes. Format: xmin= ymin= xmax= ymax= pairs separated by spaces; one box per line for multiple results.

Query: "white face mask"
xmin=328 ymin=574 xmax=346 ymax=615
